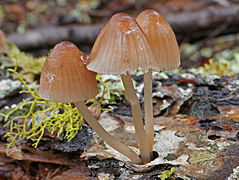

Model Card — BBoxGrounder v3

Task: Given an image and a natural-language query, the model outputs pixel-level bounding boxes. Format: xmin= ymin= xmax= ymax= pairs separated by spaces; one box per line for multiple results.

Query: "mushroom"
xmin=39 ymin=41 xmax=142 ymax=164
xmin=136 ymin=9 xmax=180 ymax=158
xmin=87 ymin=13 xmax=154 ymax=164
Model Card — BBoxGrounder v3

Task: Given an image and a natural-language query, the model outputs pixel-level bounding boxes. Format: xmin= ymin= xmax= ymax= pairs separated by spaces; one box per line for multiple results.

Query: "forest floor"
xmin=0 ymin=0 xmax=238 ymax=179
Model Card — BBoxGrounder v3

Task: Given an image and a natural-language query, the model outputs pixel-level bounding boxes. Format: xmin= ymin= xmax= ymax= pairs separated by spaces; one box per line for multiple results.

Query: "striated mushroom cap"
xmin=39 ymin=41 xmax=98 ymax=102
xmin=136 ymin=9 xmax=180 ymax=70
xmin=87 ymin=12 xmax=154 ymax=75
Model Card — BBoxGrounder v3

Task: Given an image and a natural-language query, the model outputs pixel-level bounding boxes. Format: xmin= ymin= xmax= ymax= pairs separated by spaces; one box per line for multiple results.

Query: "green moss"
xmin=158 ymin=167 xmax=176 ymax=180
xmin=4 ymin=41 xmax=45 ymax=82
xmin=189 ymin=52 xmax=239 ymax=77
xmin=202 ymin=58 xmax=234 ymax=77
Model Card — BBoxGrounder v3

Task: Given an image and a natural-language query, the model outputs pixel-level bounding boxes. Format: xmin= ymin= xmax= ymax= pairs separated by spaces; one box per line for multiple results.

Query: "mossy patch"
xmin=190 ymin=152 xmax=215 ymax=168
xmin=3 ymin=41 xmax=45 ymax=82
xmin=158 ymin=167 xmax=176 ymax=180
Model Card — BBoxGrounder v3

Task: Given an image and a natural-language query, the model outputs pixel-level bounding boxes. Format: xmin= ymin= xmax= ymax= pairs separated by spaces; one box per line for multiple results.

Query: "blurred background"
xmin=1 ymin=0 xmax=239 ymax=70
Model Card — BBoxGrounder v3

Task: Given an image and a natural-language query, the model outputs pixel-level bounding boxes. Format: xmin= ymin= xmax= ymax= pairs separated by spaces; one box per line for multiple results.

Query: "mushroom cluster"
xmin=39 ymin=9 xmax=180 ymax=165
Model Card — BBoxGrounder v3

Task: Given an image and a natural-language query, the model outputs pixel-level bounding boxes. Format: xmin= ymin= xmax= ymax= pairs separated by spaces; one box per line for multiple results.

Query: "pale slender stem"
xmin=144 ymin=69 xmax=154 ymax=159
xmin=74 ymin=101 xmax=142 ymax=164
xmin=121 ymin=73 xmax=151 ymax=164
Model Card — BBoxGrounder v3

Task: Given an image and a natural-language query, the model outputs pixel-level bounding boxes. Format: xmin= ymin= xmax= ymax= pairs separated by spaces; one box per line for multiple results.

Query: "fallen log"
xmin=8 ymin=5 xmax=239 ymax=50
xmin=8 ymin=24 xmax=104 ymax=50
xmin=167 ymin=4 xmax=239 ymax=37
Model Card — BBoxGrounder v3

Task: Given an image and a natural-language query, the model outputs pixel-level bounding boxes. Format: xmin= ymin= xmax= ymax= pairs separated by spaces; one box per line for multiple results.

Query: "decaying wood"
xmin=167 ymin=4 xmax=239 ymax=40
xmin=8 ymin=5 xmax=239 ymax=50
xmin=8 ymin=24 xmax=104 ymax=50
xmin=167 ymin=4 xmax=239 ymax=33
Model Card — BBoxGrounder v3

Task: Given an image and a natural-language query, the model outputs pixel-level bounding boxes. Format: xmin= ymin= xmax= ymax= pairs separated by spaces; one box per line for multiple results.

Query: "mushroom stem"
xmin=74 ymin=101 xmax=142 ymax=164
xmin=121 ymin=72 xmax=151 ymax=164
xmin=144 ymin=69 xmax=154 ymax=159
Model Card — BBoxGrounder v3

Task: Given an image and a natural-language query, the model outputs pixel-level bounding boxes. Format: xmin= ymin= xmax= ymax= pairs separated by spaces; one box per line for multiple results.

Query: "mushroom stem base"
xmin=121 ymin=72 xmax=151 ymax=164
xmin=74 ymin=101 xmax=142 ymax=164
xmin=144 ymin=69 xmax=154 ymax=159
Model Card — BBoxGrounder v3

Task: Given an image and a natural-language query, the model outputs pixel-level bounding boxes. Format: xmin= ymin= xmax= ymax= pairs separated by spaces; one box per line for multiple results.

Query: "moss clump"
xmin=200 ymin=58 xmax=234 ymax=77
xmin=3 ymin=41 xmax=45 ymax=82
xmin=158 ymin=167 xmax=176 ymax=180
xmin=188 ymin=51 xmax=239 ymax=77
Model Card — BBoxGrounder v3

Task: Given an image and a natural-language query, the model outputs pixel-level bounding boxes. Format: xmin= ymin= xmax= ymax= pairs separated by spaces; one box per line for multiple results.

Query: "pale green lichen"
xmin=0 ymin=66 xmax=84 ymax=148
xmin=1 ymin=66 xmax=111 ymax=149
xmin=0 ymin=43 xmax=124 ymax=148
xmin=96 ymin=74 xmax=124 ymax=103
xmin=190 ymin=152 xmax=215 ymax=168
xmin=191 ymin=152 xmax=213 ymax=163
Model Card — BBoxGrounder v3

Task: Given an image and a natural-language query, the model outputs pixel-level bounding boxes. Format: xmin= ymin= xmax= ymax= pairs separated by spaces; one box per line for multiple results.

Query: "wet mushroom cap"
xmin=39 ymin=41 xmax=98 ymax=103
xmin=136 ymin=9 xmax=180 ymax=70
xmin=87 ymin=12 xmax=154 ymax=75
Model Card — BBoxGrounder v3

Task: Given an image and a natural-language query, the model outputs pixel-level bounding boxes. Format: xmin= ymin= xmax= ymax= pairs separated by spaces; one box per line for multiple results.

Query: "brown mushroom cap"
xmin=87 ymin=12 xmax=154 ymax=75
xmin=39 ymin=41 xmax=98 ymax=102
xmin=136 ymin=9 xmax=180 ymax=70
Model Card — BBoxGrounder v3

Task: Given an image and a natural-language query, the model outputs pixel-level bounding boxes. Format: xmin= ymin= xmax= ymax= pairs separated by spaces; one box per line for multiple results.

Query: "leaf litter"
xmin=81 ymin=70 xmax=239 ymax=179
xmin=0 ymin=31 xmax=238 ymax=179
xmin=1 ymin=69 xmax=238 ymax=179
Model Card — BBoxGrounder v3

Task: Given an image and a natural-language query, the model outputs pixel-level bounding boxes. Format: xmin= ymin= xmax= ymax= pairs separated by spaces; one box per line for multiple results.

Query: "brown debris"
xmin=0 ymin=142 xmax=94 ymax=179
xmin=52 ymin=166 xmax=96 ymax=180
xmin=6 ymin=145 xmax=76 ymax=166
xmin=1 ymin=69 xmax=239 ymax=179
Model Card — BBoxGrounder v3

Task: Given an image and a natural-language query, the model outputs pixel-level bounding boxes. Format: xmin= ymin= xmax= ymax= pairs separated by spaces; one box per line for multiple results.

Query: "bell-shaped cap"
xmin=39 ymin=41 xmax=98 ymax=103
xmin=136 ymin=9 xmax=180 ymax=70
xmin=87 ymin=12 xmax=154 ymax=75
